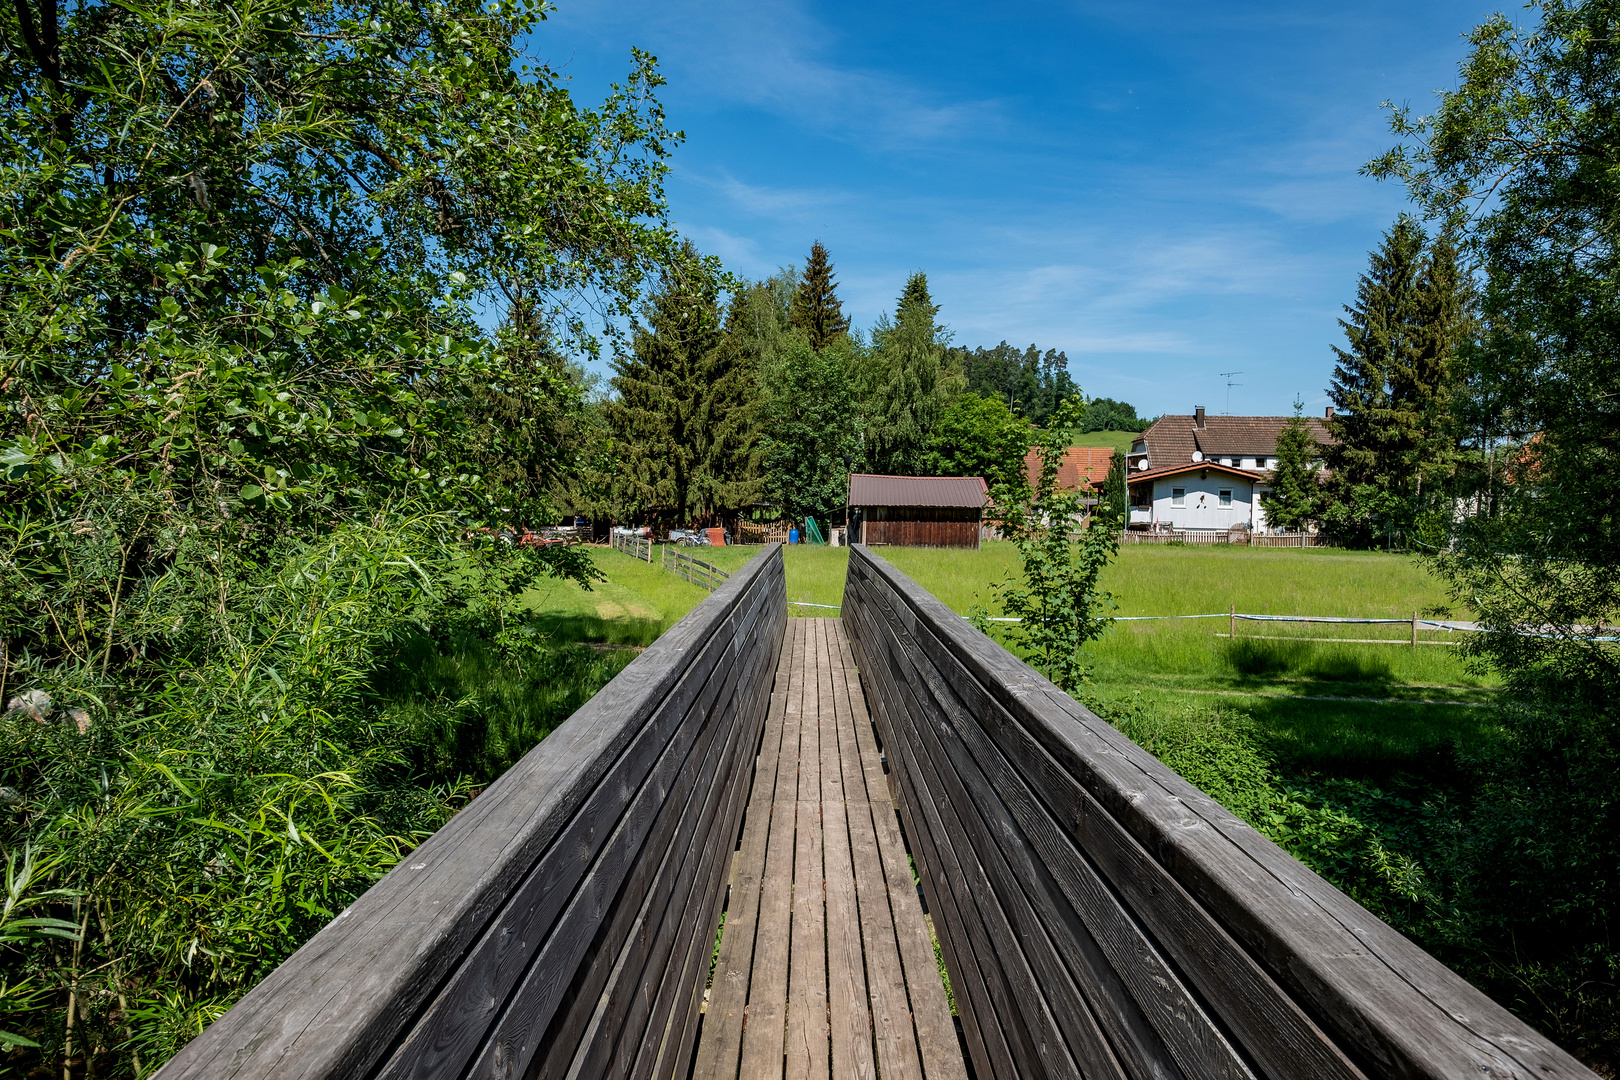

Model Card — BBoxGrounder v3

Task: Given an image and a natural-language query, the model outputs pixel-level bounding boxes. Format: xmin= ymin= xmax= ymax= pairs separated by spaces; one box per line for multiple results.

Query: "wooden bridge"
xmin=156 ymin=545 xmax=1596 ymax=1080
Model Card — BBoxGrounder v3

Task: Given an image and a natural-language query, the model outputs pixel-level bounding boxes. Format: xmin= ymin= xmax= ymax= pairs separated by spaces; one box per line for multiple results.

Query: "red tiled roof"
xmin=1138 ymin=414 xmax=1333 ymax=468
xmin=1024 ymin=447 xmax=1113 ymax=492
xmin=848 ymin=474 xmax=988 ymax=508
xmin=1127 ymin=461 xmax=1259 ymax=484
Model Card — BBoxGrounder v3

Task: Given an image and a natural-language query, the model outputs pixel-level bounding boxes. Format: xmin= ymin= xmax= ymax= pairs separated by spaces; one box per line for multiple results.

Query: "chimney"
xmin=1195 ymin=405 xmax=1206 ymax=429
xmin=1325 ymin=406 xmax=1335 ymax=421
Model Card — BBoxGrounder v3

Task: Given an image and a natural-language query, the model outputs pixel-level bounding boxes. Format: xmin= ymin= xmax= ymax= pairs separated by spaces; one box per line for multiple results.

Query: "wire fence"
xmin=784 ymin=603 xmax=1616 ymax=643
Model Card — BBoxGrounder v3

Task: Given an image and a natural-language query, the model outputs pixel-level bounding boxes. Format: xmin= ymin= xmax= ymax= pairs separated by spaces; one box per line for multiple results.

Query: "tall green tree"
xmin=1324 ymin=217 xmax=1466 ymax=545
xmin=1102 ymin=450 xmax=1129 ymax=525
xmin=0 ymin=0 xmax=683 ymax=1065
xmin=864 ymin=273 xmax=961 ymax=475
xmin=788 ymin=241 xmax=849 ymax=351
xmin=919 ymin=392 xmax=1031 ymax=494
xmin=759 ymin=335 xmax=860 ymax=523
xmin=606 ymin=256 xmax=762 ymax=523
xmin=1370 ymin=0 xmax=1620 ymax=1060
xmin=1265 ymin=402 xmax=1323 ymax=531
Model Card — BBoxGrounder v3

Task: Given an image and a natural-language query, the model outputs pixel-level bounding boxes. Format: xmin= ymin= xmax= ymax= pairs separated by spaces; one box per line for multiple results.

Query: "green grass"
xmin=516 ymin=543 xmax=851 ymax=645
xmin=879 ymin=542 xmax=1500 ymax=773
xmin=1069 ymin=430 xmax=1141 ymax=454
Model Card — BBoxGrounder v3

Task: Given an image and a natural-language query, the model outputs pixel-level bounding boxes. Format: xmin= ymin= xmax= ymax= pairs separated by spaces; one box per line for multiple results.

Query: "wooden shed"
xmin=848 ymin=474 xmax=987 ymax=549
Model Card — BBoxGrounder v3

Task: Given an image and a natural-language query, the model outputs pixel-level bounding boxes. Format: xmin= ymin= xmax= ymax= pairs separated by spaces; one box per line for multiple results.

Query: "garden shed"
xmin=848 ymin=473 xmax=987 ymax=549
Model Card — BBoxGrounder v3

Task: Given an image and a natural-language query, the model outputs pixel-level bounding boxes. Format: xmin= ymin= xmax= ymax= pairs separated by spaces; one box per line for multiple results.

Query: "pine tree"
xmin=606 ymin=255 xmax=762 ymax=523
xmin=1102 ymin=450 xmax=1129 ymax=526
xmin=788 ymin=241 xmax=850 ymax=351
xmin=897 ymin=271 xmax=937 ymax=321
xmin=1325 ymin=216 xmax=1430 ymax=545
xmin=1265 ymin=402 xmax=1322 ymax=531
xmin=864 ymin=273 xmax=960 ymax=475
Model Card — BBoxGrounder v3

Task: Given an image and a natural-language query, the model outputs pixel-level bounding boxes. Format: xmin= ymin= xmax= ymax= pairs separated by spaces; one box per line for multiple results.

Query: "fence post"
xmin=1412 ymin=610 xmax=1418 ymax=648
xmin=1230 ymin=603 xmax=1236 ymax=641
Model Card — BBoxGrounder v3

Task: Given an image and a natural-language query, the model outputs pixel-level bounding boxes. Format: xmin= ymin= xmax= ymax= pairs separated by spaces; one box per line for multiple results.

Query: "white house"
xmin=1124 ymin=405 xmax=1332 ymax=534
xmin=1127 ymin=462 xmax=1263 ymax=531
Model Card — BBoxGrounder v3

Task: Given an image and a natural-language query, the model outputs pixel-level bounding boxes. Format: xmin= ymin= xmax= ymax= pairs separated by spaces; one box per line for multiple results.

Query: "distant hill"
xmin=1068 ymin=430 xmax=1137 ymax=455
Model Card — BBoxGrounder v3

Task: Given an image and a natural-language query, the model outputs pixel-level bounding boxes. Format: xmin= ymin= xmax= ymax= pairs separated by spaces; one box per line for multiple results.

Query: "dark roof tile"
xmin=848 ymin=474 xmax=988 ymax=508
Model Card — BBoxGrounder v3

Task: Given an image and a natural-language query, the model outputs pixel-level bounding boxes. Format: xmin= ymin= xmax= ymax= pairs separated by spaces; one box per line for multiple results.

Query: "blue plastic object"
xmin=788 ymin=529 xmax=799 ymax=544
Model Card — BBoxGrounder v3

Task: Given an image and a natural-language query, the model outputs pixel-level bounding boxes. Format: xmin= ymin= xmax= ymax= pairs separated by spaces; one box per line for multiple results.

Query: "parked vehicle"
xmin=667 ymin=528 xmax=710 ymax=546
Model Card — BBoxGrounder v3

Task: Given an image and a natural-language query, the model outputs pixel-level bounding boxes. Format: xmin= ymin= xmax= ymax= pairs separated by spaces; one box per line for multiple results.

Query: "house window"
xmin=1171 ymin=488 xmax=1185 ymax=507
xmin=1219 ymin=489 xmax=1233 ymax=507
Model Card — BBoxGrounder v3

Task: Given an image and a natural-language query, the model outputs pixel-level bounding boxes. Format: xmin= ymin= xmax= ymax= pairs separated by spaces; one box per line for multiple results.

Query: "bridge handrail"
xmin=156 ymin=545 xmax=786 ymax=1080
xmin=842 ymin=543 xmax=1593 ymax=1080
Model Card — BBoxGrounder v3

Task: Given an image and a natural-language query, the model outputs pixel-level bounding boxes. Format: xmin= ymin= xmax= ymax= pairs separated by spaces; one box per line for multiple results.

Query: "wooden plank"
xmin=842 ymin=587 xmax=1034 ymax=1080
xmin=586 ymin=612 xmax=772 ymax=1079
xmin=862 ymin=559 xmax=1365 ymax=1080
xmin=826 ymin=628 xmax=932 ymax=1080
xmin=786 ymin=620 xmax=829 ymax=1080
xmin=841 ymin=587 xmax=1006 ymax=1080
xmin=740 ymin=619 xmax=808 ymax=1080
xmin=615 ymin=664 xmax=764 ymax=1080
xmin=852 ymin=557 xmax=1350 ymax=1080
xmin=813 ymin=621 xmax=876 ymax=1080
xmin=690 ymin=619 xmax=797 ymax=1079
xmin=504 ymin=576 xmax=776 ymax=1080
xmin=848 ymin=545 xmax=1597 ymax=1080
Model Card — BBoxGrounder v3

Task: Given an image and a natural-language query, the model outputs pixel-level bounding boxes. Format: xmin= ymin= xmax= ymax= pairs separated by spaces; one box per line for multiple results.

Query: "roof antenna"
xmin=1218 ymin=371 xmax=1243 ymax=415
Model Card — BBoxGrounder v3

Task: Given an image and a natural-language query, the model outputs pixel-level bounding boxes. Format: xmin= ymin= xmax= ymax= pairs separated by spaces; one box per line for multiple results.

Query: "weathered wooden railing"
xmin=842 ymin=543 xmax=1594 ymax=1080
xmin=155 ymin=545 xmax=786 ymax=1080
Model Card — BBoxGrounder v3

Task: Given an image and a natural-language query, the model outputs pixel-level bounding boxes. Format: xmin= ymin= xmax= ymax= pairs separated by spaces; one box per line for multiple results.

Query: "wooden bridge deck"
xmin=693 ymin=619 xmax=968 ymax=1080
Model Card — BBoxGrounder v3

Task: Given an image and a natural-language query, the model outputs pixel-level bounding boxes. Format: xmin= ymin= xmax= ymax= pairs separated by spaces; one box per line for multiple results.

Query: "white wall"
xmin=1151 ymin=474 xmax=1254 ymax=530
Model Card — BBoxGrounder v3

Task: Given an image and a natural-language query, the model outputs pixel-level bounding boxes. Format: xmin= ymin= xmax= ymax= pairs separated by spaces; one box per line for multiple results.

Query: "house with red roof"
xmin=1022 ymin=446 xmax=1114 ymax=493
xmin=1125 ymin=406 xmax=1333 ymax=533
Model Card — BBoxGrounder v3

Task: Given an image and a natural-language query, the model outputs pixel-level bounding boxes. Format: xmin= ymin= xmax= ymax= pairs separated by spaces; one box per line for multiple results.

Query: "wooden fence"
xmin=612 ymin=529 xmax=653 ymax=561
xmin=663 ymin=546 xmax=730 ymax=592
xmin=1250 ymin=531 xmax=1328 ymax=548
xmin=735 ymin=520 xmax=792 ymax=545
xmin=154 ymin=546 xmax=787 ymax=1080
xmin=1121 ymin=529 xmax=1327 ymax=547
xmin=842 ymin=543 xmax=1592 ymax=1080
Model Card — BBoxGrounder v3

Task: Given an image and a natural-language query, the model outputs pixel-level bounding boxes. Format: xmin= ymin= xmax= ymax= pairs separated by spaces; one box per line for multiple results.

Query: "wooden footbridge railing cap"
xmin=841 ymin=542 xmax=1595 ymax=1080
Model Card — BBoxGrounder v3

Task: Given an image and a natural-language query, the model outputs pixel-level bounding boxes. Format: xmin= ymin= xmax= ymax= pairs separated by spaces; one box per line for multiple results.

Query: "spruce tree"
xmin=1102 ymin=450 xmax=1129 ymax=525
xmin=1325 ymin=216 xmax=1429 ymax=544
xmin=607 ymin=255 xmax=762 ymax=523
xmin=897 ymin=271 xmax=938 ymax=320
xmin=864 ymin=273 xmax=960 ymax=475
xmin=788 ymin=241 xmax=850 ymax=350
xmin=1265 ymin=402 xmax=1322 ymax=531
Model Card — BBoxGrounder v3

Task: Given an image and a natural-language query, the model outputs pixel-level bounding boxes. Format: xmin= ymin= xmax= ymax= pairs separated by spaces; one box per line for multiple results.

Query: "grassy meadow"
xmin=1068 ymin=430 xmax=1141 ymax=454
xmin=524 ymin=539 xmax=1496 ymax=778
xmin=881 ymin=542 xmax=1497 ymax=773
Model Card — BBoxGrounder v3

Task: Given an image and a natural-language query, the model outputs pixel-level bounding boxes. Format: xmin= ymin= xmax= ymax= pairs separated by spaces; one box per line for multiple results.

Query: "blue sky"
xmin=537 ymin=0 xmax=1502 ymax=418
